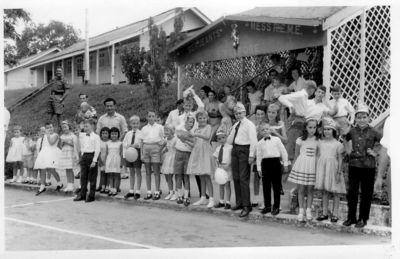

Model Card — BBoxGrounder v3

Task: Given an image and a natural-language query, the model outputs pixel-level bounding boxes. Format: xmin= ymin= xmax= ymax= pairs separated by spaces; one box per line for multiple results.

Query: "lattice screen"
xmin=329 ymin=6 xmax=390 ymax=121
xmin=181 ymin=48 xmax=322 ymax=97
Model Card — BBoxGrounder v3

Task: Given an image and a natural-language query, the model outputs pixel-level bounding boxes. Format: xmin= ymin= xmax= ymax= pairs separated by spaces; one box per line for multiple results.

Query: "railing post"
xmin=323 ymin=29 xmax=332 ymax=102
xmin=359 ymin=10 xmax=366 ymax=104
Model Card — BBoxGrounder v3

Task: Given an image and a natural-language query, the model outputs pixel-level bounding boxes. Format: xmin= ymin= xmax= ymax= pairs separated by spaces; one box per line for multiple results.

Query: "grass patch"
xmin=4 ymin=87 xmax=40 ymax=108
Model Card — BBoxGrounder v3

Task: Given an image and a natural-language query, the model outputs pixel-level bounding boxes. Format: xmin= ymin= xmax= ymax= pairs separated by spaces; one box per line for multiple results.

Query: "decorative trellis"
xmin=181 ymin=47 xmax=323 ymax=97
xmin=329 ymin=6 xmax=390 ymax=122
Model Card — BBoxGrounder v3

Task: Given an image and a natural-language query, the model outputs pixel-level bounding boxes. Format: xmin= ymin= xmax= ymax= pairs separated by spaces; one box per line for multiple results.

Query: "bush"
xmin=120 ymin=45 xmax=146 ymax=84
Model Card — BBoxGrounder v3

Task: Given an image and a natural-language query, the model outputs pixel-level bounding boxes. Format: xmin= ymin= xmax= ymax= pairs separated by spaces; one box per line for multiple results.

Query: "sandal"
xmin=330 ymin=216 xmax=339 ymax=223
xmin=316 ymin=215 xmax=329 ymax=221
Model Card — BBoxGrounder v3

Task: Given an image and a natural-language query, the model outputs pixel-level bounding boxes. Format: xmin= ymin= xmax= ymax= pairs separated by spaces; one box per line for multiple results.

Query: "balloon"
xmin=215 ymin=168 xmax=229 ymax=185
xmin=126 ymin=147 xmax=138 ymax=162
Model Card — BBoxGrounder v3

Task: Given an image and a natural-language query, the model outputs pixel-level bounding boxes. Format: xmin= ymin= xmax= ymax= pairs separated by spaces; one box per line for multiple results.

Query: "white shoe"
xmin=193 ymin=197 xmax=208 ymax=206
xmin=9 ymin=177 xmax=17 ymax=183
xmin=298 ymin=209 xmax=305 ymax=222
xmin=16 ymin=176 xmax=23 ymax=183
xmin=306 ymin=208 xmax=313 ymax=220
xmin=164 ymin=192 xmax=173 ymax=200
xmin=170 ymin=193 xmax=178 ymax=201
xmin=207 ymin=198 xmax=215 ymax=208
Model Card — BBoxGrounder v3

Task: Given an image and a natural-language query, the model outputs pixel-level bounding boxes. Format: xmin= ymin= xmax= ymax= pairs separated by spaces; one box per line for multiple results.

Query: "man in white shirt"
xmin=227 ymin=102 xmax=258 ymax=217
xmin=166 ymin=99 xmax=184 ymax=128
xmin=140 ymin=111 xmax=164 ymax=200
xmin=256 ymin=123 xmax=289 ymax=215
xmin=74 ymin=119 xmax=101 ymax=202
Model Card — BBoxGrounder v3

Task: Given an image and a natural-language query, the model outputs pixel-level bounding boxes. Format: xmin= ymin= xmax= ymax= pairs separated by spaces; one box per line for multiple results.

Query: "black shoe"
xmin=55 ymin=184 xmax=63 ymax=191
xmin=183 ymin=198 xmax=190 ymax=207
xmin=205 ymin=194 xmax=209 ymax=199
xmin=317 ymin=215 xmax=329 ymax=221
xmin=144 ymin=193 xmax=153 ymax=200
xmin=35 ymin=188 xmax=46 ymax=196
xmin=271 ymin=208 xmax=280 ymax=216
xmin=85 ymin=197 xmax=95 ymax=203
xmin=74 ymin=188 xmax=81 ymax=194
xmin=224 ymin=203 xmax=231 ymax=210
xmin=177 ymin=197 xmax=184 ymax=204
xmin=214 ymin=202 xmax=225 ymax=209
xmin=343 ymin=219 xmax=357 ymax=226
xmin=73 ymin=196 xmax=85 ymax=202
xmin=134 ymin=193 xmax=140 ymax=200
xmin=96 ymin=187 xmax=101 ymax=192
xmin=124 ymin=192 xmax=135 ymax=200
xmin=260 ymin=207 xmax=272 ymax=214
xmin=100 ymin=189 xmax=106 ymax=194
xmin=153 ymin=192 xmax=161 ymax=200
xmin=231 ymin=205 xmax=244 ymax=211
xmin=239 ymin=208 xmax=251 ymax=218
xmin=108 ymin=192 xmax=114 ymax=197
xmin=330 ymin=216 xmax=339 ymax=223
xmin=251 ymin=202 xmax=258 ymax=208
xmin=355 ymin=219 xmax=367 ymax=228
xmin=117 ymin=188 xmax=121 ymax=193
xmin=45 ymin=182 xmax=51 ymax=186
xmin=75 ymin=172 xmax=80 ymax=179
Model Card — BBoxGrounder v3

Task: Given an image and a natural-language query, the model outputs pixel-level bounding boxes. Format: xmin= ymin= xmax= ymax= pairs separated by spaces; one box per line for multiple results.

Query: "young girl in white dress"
xmin=98 ymin=127 xmax=110 ymax=193
xmin=105 ymin=127 xmax=123 ymax=196
xmin=161 ymin=124 xmax=178 ymax=200
xmin=34 ymin=122 xmax=63 ymax=195
xmin=7 ymin=125 xmax=25 ymax=183
xmin=288 ymin=119 xmax=319 ymax=222
xmin=315 ymin=118 xmax=346 ymax=222
xmin=59 ymin=121 xmax=79 ymax=192
xmin=187 ymin=111 xmax=216 ymax=208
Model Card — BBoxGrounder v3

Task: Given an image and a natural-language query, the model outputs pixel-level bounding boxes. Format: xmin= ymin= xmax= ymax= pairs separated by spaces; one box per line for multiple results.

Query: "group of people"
xmin=5 ymin=63 xmax=388 ymax=229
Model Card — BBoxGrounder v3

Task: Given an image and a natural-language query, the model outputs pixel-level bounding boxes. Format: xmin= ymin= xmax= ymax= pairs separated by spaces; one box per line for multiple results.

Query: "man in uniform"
xmin=48 ymin=67 xmax=69 ymax=129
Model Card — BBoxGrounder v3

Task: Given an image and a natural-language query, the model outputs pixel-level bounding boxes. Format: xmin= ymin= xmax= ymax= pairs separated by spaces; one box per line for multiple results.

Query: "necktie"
xmin=218 ymin=144 xmax=224 ymax=163
xmin=232 ymin=121 xmax=241 ymax=145
xmin=131 ymin=131 xmax=136 ymax=144
xmin=264 ymin=136 xmax=271 ymax=141
xmin=39 ymin=137 xmax=44 ymax=151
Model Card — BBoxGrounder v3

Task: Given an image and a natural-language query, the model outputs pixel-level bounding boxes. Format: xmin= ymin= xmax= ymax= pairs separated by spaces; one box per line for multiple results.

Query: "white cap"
xmin=234 ymin=102 xmax=246 ymax=113
xmin=356 ymin=103 xmax=369 ymax=115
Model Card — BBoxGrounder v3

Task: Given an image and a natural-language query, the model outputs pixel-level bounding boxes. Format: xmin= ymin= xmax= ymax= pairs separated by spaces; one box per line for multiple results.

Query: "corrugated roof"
xmin=28 ymin=7 xmax=188 ymax=67
xmin=5 ymin=47 xmax=60 ymax=72
xmin=235 ymin=6 xmax=346 ymax=21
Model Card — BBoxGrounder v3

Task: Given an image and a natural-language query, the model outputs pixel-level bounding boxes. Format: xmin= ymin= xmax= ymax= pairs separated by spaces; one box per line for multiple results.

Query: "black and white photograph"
xmin=1 ymin=0 xmax=399 ymax=258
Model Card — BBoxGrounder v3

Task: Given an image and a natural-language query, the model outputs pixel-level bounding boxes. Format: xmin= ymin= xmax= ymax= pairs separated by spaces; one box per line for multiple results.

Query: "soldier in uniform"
xmin=48 ymin=67 xmax=70 ymax=130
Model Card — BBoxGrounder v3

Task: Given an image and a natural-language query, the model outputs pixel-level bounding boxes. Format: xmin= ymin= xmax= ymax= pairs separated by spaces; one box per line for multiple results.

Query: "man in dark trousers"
xmin=227 ymin=102 xmax=258 ymax=217
xmin=47 ymin=67 xmax=69 ymax=130
xmin=74 ymin=119 xmax=101 ymax=202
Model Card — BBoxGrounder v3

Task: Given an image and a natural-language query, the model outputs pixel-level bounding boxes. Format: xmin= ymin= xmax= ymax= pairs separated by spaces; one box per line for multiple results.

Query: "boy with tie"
xmin=213 ymin=129 xmax=233 ymax=209
xmin=256 ymin=123 xmax=289 ymax=215
xmin=227 ymin=102 xmax=258 ymax=217
xmin=74 ymin=119 xmax=101 ymax=202
xmin=123 ymin=115 xmax=142 ymax=200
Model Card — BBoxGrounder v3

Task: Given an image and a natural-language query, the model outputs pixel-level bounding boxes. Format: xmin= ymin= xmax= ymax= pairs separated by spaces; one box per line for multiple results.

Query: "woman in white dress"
xmin=34 ymin=122 xmax=63 ymax=195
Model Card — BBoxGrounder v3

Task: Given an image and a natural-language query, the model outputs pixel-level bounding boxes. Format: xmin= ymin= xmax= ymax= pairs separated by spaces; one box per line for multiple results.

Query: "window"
xmin=90 ymin=54 xmax=95 ymax=69
xmin=76 ymin=56 xmax=83 ymax=72
xmin=66 ymin=59 xmax=72 ymax=73
xmin=99 ymin=51 xmax=109 ymax=68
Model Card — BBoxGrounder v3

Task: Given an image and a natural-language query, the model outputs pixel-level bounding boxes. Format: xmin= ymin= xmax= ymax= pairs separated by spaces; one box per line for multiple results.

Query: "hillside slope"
xmin=7 ymin=83 xmax=177 ymax=135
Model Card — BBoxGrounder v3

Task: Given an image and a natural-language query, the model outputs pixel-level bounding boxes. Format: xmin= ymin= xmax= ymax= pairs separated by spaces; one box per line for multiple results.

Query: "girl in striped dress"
xmin=59 ymin=121 xmax=78 ymax=192
xmin=288 ymin=118 xmax=319 ymax=222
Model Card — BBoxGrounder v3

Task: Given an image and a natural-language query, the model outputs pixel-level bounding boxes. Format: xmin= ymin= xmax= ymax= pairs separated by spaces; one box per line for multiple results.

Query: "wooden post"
xmin=71 ymin=56 xmax=75 ymax=84
xmin=177 ymin=64 xmax=182 ymax=99
xmin=111 ymin=44 xmax=115 ymax=85
xmin=323 ymin=29 xmax=332 ymax=102
xmin=96 ymin=49 xmax=100 ymax=85
xmin=359 ymin=10 xmax=366 ymax=104
xmin=43 ymin=65 xmax=47 ymax=85
xmin=52 ymin=62 xmax=55 ymax=79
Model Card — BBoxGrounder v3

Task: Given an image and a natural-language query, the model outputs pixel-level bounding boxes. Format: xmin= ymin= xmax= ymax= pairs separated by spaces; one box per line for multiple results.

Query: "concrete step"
xmin=5 ymin=182 xmax=391 ymax=237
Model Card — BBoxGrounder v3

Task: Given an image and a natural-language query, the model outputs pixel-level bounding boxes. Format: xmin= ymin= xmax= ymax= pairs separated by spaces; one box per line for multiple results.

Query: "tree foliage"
xmin=3 ymin=9 xmax=31 ymax=66
xmin=16 ymin=20 xmax=80 ymax=59
xmin=120 ymin=44 xmax=146 ymax=84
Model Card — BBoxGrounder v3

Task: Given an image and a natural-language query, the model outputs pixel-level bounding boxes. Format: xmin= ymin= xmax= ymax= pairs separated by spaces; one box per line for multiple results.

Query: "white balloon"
xmin=215 ymin=168 xmax=229 ymax=185
xmin=125 ymin=147 xmax=138 ymax=162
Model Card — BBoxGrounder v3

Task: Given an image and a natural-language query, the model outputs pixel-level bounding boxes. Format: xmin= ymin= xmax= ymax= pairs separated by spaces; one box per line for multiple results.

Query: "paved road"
xmin=4 ymin=188 xmax=390 ymax=250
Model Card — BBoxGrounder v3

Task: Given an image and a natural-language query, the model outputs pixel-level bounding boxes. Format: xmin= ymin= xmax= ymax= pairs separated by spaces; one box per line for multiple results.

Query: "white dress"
xmin=34 ymin=134 xmax=61 ymax=169
xmin=6 ymin=136 xmax=25 ymax=162
xmin=105 ymin=141 xmax=122 ymax=173
xmin=161 ymin=136 xmax=177 ymax=175
xmin=288 ymin=137 xmax=318 ymax=185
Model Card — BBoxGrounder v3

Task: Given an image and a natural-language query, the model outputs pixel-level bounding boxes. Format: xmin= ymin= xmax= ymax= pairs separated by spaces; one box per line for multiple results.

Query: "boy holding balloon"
xmin=123 ymin=115 xmax=142 ymax=200
xmin=213 ymin=128 xmax=233 ymax=210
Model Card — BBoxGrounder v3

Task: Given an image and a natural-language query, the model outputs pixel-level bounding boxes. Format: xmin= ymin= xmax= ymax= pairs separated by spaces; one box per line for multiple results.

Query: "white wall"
xmin=5 ymin=68 xmax=31 ymax=90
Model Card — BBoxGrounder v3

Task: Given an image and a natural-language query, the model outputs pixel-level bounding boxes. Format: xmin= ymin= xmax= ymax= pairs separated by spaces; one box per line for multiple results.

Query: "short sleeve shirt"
xmin=345 ymin=125 xmax=382 ymax=168
xmin=50 ymin=78 xmax=69 ymax=95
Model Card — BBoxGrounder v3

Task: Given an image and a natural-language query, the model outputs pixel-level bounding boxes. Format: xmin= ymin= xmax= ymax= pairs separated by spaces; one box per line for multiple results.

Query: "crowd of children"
xmin=6 ymin=66 xmax=384 ymax=228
